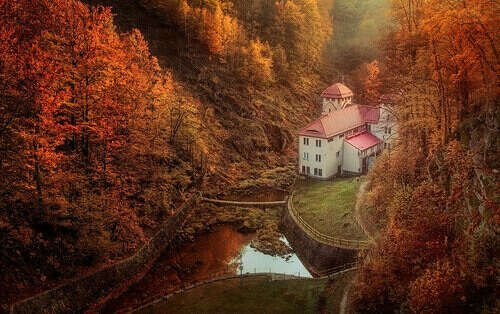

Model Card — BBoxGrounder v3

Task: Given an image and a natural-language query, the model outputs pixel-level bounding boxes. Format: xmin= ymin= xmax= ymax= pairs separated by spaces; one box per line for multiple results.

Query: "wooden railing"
xmin=316 ymin=262 xmax=358 ymax=278
xmin=200 ymin=193 xmax=286 ymax=207
xmin=287 ymin=192 xmax=370 ymax=250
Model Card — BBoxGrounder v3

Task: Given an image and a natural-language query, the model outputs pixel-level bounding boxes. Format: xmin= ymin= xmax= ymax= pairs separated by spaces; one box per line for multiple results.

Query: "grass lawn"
xmin=293 ymin=177 xmax=366 ymax=240
xmin=136 ymin=276 xmax=328 ymax=314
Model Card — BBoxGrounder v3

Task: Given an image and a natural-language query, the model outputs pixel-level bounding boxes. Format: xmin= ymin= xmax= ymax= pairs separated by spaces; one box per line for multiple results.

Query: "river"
xmin=102 ymin=225 xmax=311 ymax=312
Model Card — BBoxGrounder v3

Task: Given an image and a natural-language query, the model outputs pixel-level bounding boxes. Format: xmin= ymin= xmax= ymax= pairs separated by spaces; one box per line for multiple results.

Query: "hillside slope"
xmin=87 ymin=0 xmax=332 ymax=192
xmin=1 ymin=0 xmax=337 ymax=305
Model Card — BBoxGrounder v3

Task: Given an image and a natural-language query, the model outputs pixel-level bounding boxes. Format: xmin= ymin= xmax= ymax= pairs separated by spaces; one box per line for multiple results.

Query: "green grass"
xmin=136 ymin=277 xmax=328 ymax=314
xmin=293 ymin=178 xmax=366 ymax=240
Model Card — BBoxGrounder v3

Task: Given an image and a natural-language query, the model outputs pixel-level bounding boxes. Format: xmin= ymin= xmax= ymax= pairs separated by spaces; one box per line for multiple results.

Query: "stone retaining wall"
xmin=281 ymin=206 xmax=358 ymax=277
xmin=10 ymin=196 xmax=199 ymax=314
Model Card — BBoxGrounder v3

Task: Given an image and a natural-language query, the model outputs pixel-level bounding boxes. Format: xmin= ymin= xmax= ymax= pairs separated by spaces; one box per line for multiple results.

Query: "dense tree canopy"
xmin=352 ymin=1 xmax=499 ymax=313
xmin=0 ymin=0 xmax=203 ymax=302
xmin=1 ymin=1 xmax=497 ymax=312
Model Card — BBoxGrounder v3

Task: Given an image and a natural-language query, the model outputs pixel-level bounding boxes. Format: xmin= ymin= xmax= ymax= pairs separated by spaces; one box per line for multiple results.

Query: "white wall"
xmin=325 ymin=135 xmax=344 ymax=177
xmin=372 ymin=106 xmax=397 ymax=146
xmin=321 ymin=97 xmax=352 ymax=114
xmin=298 ymin=136 xmax=328 ymax=179
xmin=342 ymin=142 xmax=361 ymax=174
xmin=298 ymin=134 xmax=347 ymax=179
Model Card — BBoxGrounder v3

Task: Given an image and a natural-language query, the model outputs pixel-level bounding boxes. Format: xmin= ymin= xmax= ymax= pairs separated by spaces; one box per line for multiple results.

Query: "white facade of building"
xmin=342 ymin=142 xmax=361 ymax=174
xmin=297 ymin=84 xmax=397 ymax=179
xmin=298 ymin=130 xmax=384 ymax=179
xmin=322 ymin=96 xmax=353 ymax=114
xmin=298 ymin=135 xmax=344 ymax=179
xmin=371 ymin=105 xmax=397 ymax=150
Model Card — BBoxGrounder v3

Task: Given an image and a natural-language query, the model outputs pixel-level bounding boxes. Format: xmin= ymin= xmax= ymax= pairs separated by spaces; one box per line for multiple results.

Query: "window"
xmin=306 ymin=166 xmax=310 ymax=174
xmin=367 ymin=124 xmax=371 ymax=131
xmin=316 ymin=139 xmax=322 ymax=147
xmin=336 ymin=151 xmax=340 ymax=158
xmin=303 ymin=152 xmax=309 ymax=160
xmin=328 ymin=138 xmax=333 ymax=142
xmin=384 ymin=143 xmax=387 ymax=149
xmin=316 ymin=154 xmax=321 ymax=162
xmin=302 ymin=165 xmax=305 ymax=173
xmin=358 ymin=151 xmax=361 ymax=156
xmin=303 ymin=137 xmax=309 ymax=145
xmin=388 ymin=127 xmax=392 ymax=134
xmin=318 ymin=169 xmax=323 ymax=177
xmin=339 ymin=134 xmax=344 ymax=138
xmin=384 ymin=126 xmax=388 ymax=134
xmin=314 ymin=168 xmax=318 ymax=176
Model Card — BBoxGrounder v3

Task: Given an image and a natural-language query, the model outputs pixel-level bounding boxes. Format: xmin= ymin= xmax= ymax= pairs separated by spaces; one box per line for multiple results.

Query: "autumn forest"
xmin=0 ymin=0 xmax=498 ymax=313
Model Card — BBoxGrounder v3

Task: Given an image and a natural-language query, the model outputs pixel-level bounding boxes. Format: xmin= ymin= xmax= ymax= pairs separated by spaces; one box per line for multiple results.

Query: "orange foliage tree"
xmin=0 ymin=0 xmax=184 ymax=300
xmin=352 ymin=0 xmax=499 ymax=313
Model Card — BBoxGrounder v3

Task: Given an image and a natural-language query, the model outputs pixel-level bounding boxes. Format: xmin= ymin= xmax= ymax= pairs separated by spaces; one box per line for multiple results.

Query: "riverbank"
xmin=99 ymin=185 xmax=295 ymax=312
xmin=179 ymin=195 xmax=292 ymax=257
xmin=102 ymin=224 xmax=312 ymax=313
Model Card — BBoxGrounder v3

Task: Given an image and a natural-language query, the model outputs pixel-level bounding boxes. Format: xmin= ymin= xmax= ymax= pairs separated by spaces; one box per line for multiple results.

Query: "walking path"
xmin=200 ymin=196 xmax=286 ymax=207
xmin=339 ymin=279 xmax=354 ymax=314
xmin=353 ymin=182 xmax=375 ymax=241
xmin=199 ymin=192 xmax=287 ymax=207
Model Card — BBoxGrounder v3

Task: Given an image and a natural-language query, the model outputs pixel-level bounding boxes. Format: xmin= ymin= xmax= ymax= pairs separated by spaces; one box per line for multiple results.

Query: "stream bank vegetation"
xmin=180 ymin=202 xmax=293 ymax=257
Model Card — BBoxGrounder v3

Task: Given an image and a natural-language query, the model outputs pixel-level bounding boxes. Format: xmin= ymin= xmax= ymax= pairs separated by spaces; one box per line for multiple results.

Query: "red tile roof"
xmin=298 ymin=105 xmax=380 ymax=139
xmin=358 ymin=105 xmax=380 ymax=123
xmin=345 ymin=132 xmax=381 ymax=150
xmin=321 ymin=83 xmax=354 ymax=99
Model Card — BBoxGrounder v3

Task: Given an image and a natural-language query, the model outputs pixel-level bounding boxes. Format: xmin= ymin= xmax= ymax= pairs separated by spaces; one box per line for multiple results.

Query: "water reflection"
xmin=103 ymin=225 xmax=311 ymax=312
xmin=234 ymin=237 xmax=312 ymax=277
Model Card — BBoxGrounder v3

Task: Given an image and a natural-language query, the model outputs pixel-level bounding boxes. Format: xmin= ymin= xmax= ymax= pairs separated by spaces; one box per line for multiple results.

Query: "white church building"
xmin=298 ymin=83 xmax=396 ymax=179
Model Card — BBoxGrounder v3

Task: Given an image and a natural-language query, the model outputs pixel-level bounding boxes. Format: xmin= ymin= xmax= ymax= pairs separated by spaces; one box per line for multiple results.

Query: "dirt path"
xmin=318 ymin=280 xmax=334 ymax=314
xmin=339 ymin=279 xmax=354 ymax=314
xmin=353 ymin=182 xmax=375 ymax=242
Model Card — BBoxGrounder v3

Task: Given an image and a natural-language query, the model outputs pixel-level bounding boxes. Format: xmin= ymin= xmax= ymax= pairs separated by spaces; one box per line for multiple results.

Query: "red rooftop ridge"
xmin=320 ymin=83 xmax=354 ymax=99
xmin=297 ymin=105 xmax=379 ymax=139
